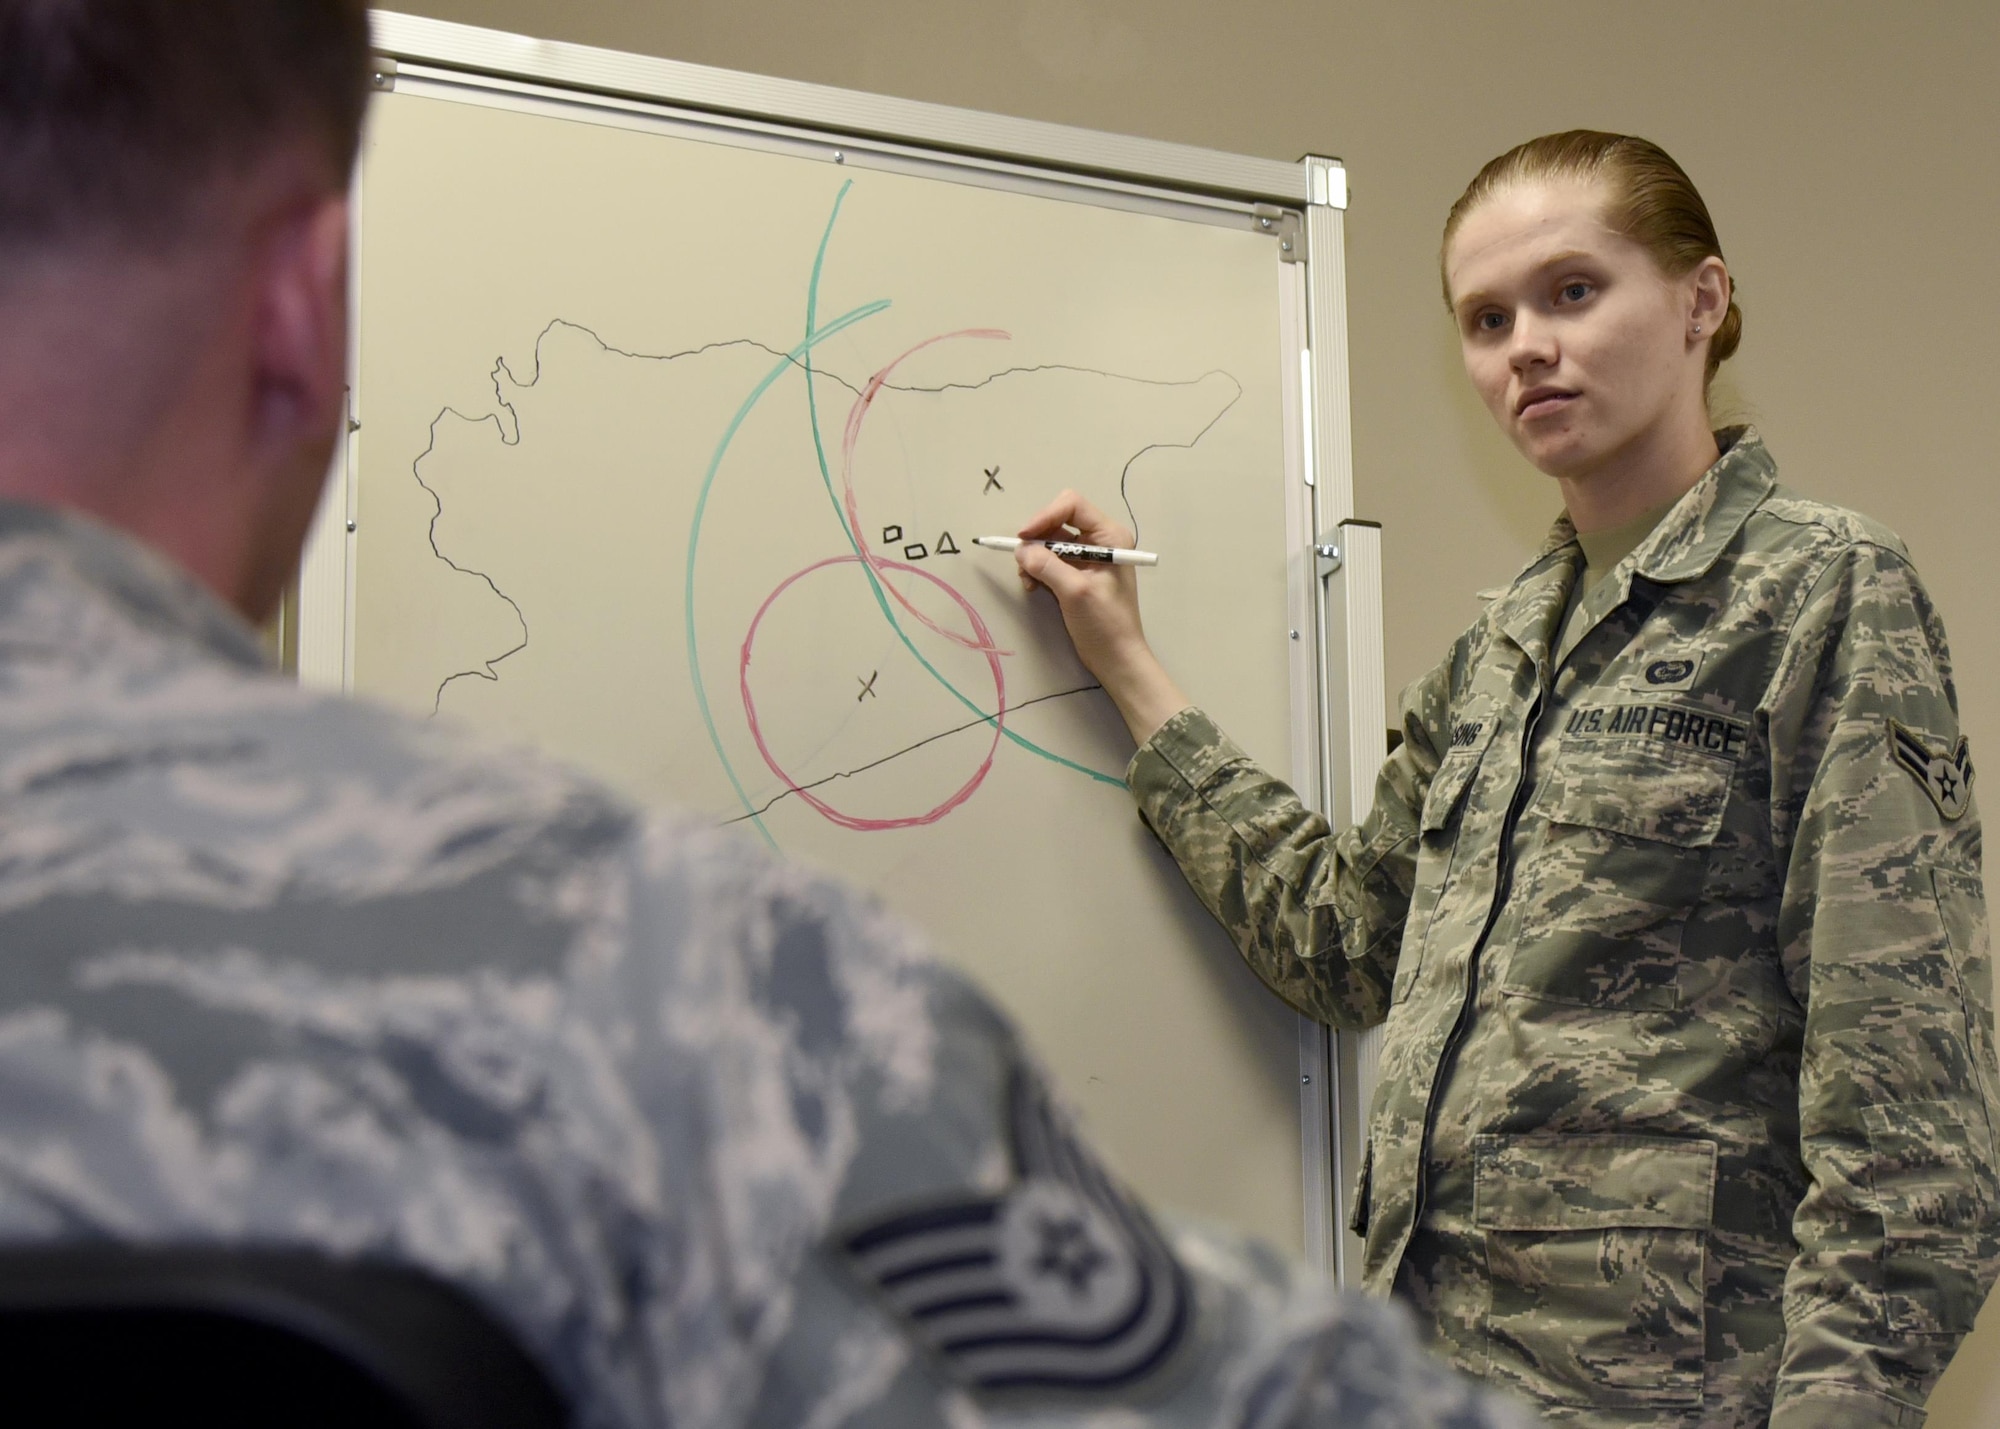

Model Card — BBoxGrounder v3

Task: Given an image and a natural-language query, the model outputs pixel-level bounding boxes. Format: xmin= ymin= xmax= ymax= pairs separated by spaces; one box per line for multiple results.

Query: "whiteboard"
xmin=303 ymin=20 xmax=1362 ymax=1260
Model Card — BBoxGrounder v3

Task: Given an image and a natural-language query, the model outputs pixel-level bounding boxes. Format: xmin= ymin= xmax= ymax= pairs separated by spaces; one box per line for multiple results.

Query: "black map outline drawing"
xmin=409 ymin=318 xmax=1240 ymax=794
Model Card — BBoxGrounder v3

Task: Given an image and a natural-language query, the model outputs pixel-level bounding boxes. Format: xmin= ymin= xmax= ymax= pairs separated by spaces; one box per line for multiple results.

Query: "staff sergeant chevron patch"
xmin=1889 ymin=718 xmax=1975 ymax=820
xmin=837 ymin=1066 xmax=1190 ymax=1396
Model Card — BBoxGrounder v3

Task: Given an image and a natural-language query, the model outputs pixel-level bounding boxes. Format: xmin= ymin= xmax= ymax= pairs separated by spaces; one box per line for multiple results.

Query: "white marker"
xmin=972 ymin=535 xmax=1159 ymax=567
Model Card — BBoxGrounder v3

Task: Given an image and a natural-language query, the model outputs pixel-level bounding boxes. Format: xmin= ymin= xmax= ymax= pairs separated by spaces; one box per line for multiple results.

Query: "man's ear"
xmin=230 ymin=190 xmax=348 ymax=625
xmin=249 ymin=193 xmax=350 ymax=462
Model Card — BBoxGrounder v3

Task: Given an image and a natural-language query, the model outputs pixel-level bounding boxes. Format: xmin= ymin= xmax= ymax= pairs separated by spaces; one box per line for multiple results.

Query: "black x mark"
xmin=856 ymin=671 xmax=878 ymax=701
xmin=983 ymin=465 xmax=1003 ymax=493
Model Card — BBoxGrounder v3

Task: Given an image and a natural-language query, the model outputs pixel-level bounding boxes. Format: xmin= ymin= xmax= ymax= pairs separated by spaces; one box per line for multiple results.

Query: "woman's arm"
xmin=1765 ymin=540 xmax=1999 ymax=1429
xmin=1012 ymin=490 xmax=1191 ymax=745
xmin=1015 ymin=491 xmax=1437 ymax=1029
xmin=1131 ymin=698 xmax=1440 ymax=1029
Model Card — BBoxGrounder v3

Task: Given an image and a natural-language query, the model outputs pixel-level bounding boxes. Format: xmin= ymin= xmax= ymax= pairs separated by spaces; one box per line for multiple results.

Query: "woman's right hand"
xmin=1015 ymin=490 xmax=1191 ymax=746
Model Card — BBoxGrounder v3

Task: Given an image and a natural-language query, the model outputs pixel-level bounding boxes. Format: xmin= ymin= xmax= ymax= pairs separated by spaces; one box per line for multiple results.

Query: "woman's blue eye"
xmin=1561 ymin=282 xmax=1591 ymax=302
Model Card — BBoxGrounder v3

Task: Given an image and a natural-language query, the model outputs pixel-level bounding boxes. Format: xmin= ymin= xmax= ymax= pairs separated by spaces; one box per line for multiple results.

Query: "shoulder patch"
xmin=1889 ymin=719 xmax=1974 ymax=821
xmin=837 ymin=1066 xmax=1189 ymax=1396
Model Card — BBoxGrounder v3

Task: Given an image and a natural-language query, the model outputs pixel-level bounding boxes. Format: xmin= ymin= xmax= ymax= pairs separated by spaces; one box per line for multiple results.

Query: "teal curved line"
xmin=694 ymin=183 xmax=1120 ymax=849
xmin=685 ymin=294 xmax=891 ymax=847
xmin=803 ymin=183 xmax=857 ymax=539
xmin=800 ymin=191 xmax=1120 ymax=788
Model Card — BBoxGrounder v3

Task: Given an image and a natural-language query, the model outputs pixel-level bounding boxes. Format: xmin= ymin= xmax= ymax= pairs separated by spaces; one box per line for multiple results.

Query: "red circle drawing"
xmin=739 ymin=554 xmax=1007 ymax=830
xmin=736 ymin=327 xmax=1017 ymax=832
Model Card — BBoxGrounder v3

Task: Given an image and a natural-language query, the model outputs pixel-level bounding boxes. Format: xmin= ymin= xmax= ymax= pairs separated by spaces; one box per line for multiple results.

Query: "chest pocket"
xmin=1421 ymin=743 xmax=1486 ymax=836
xmin=1503 ymin=735 xmax=1732 ymax=1011
xmin=1395 ymin=726 xmax=1496 ymax=1002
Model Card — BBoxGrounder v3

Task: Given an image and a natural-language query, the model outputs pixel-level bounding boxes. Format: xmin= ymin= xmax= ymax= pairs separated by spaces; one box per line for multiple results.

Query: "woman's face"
xmin=1445 ymin=178 xmax=1708 ymax=484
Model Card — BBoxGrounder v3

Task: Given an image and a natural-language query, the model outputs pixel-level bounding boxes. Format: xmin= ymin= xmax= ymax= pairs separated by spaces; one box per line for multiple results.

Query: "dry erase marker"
xmin=972 ymin=536 xmax=1159 ymax=567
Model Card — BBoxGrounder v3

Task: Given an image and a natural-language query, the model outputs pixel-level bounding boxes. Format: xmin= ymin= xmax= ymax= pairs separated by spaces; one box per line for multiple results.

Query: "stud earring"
xmin=1692 ymin=323 xmax=1703 ymax=336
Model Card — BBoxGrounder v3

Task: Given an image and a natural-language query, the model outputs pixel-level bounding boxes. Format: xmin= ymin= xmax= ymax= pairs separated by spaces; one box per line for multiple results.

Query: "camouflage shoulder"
xmin=1755 ymin=483 xmax=1913 ymax=564
xmin=150 ymin=663 xmax=649 ymax=893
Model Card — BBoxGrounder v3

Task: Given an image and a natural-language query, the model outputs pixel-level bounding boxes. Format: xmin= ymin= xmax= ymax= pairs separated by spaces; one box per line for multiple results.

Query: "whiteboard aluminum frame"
xmin=1298 ymin=169 xmax=1388 ymax=1289
xmin=296 ymin=167 xmax=362 ymax=693
xmin=381 ymin=63 xmax=1271 ymax=234
xmin=1279 ymin=258 xmax=1336 ymax=1278
xmin=367 ymin=11 xmax=1339 ymax=210
xmin=306 ymin=11 xmax=1370 ymax=1277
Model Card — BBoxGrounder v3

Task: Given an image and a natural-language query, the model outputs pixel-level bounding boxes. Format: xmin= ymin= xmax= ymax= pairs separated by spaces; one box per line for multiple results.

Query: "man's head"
xmin=0 ymin=0 xmax=372 ymax=620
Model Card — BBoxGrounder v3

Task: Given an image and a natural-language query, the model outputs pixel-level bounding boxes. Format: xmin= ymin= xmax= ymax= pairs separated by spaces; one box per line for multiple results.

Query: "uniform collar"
xmin=1492 ymin=427 xmax=1776 ymax=670
xmin=1629 ymin=426 xmax=1775 ymax=585
xmin=0 ymin=498 xmax=269 ymax=673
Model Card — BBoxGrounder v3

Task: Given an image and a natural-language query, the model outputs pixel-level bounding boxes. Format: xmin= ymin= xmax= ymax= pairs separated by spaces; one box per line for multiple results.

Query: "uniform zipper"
xmin=1403 ymin=677 xmax=1550 ymax=1244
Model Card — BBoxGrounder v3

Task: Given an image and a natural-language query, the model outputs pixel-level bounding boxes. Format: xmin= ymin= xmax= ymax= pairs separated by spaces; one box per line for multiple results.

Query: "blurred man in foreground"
xmin=0 ymin=4 xmax=1527 ymax=1425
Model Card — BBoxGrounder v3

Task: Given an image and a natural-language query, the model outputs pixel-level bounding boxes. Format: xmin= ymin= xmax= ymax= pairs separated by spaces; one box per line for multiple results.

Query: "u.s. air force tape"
xmin=838 ymin=1066 xmax=1190 ymax=1395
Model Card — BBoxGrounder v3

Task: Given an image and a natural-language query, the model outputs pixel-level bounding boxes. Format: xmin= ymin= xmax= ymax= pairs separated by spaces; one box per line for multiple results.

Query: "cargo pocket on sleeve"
xmin=1934 ymin=867 xmax=1998 ymax=1168
xmin=1474 ymin=1134 xmax=1714 ymax=1408
xmin=1862 ymin=1101 xmax=1992 ymax=1335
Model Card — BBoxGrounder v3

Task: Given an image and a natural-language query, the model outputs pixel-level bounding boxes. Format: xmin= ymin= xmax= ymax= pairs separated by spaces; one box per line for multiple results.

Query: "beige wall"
xmin=386 ymin=3 xmax=2000 ymax=1419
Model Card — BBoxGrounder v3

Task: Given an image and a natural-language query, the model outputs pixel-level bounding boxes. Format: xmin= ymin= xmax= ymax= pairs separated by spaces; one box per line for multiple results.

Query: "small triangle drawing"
xmin=936 ymin=532 xmax=961 ymax=555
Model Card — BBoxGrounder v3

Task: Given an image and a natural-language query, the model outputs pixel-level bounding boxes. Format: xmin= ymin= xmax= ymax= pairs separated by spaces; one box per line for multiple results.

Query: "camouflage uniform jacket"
xmin=0 ymin=499 xmax=1533 ymax=1429
xmin=1129 ymin=430 xmax=1997 ymax=1428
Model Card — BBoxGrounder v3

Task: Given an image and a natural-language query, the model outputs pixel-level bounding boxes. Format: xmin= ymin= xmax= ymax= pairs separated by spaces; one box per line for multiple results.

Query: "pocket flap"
xmin=1420 ymin=732 xmax=1493 ymax=834
xmin=1473 ymin=1134 xmax=1717 ymax=1231
xmin=1934 ymin=867 xmax=1990 ymax=970
xmin=1861 ymin=1101 xmax=1992 ymax=1334
xmin=1862 ymin=1101 xmax=1990 ymax=1231
xmin=1546 ymin=738 xmax=1731 ymax=848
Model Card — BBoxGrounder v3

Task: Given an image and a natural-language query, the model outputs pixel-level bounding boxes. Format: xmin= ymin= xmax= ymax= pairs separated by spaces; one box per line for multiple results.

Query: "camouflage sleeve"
xmin=1121 ymin=672 xmax=1449 ymax=1028
xmin=1764 ymin=540 xmax=1999 ymax=1428
xmin=704 ymin=848 xmax=1532 ymax=1428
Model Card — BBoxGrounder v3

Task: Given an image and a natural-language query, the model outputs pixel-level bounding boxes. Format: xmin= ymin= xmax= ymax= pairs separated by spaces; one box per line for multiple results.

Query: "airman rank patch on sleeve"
xmin=837 ymin=1066 xmax=1189 ymax=1395
xmin=1889 ymin=719 xmax=1974 ymax=820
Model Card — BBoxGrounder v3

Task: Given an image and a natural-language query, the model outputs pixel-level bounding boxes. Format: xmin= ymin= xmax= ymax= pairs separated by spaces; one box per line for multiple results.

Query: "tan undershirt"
xmin=1559 ymin=497 xmax=1678 ymax=651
